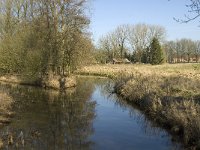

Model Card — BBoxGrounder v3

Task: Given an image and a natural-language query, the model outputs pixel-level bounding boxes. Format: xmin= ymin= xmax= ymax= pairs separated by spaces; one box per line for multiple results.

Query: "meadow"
xmin=76 ymin=63 xmax=200 ymax=79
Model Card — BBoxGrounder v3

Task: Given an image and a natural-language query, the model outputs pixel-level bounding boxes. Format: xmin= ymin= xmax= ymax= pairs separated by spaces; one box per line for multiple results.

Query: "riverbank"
xmin=0 ymin=75 xmax=76 ymax=90
xmin=0 ymin=93 xmax=13 ymax=125
xmin=77 ymin=63 xmax=200 ymax=149
xmin=0 ymin=92 xmax=14 ymax=148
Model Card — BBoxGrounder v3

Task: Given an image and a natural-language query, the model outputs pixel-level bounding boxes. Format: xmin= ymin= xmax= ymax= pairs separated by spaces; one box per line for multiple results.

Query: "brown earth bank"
xmin=0 ymin=75 xmax=77 ymax=90
xmin=77 ymin=63 xmax=200 ymax=149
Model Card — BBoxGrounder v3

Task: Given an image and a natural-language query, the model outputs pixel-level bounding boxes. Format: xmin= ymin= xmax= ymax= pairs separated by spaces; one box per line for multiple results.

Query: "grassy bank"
xmin=77 ymin=63 xmax=200 ymax=149
xmin=0 ymin=92 xmax=14 ymax=149
xmin=0 ymin=93 xmax=14 ymax=125
xmin=0 ymin=75 xmax=76 ymax=90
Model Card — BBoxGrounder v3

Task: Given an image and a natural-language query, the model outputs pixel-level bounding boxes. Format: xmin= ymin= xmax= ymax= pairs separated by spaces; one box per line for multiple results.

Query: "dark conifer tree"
xmin=150 ymin=38 xmax=165 ymax=65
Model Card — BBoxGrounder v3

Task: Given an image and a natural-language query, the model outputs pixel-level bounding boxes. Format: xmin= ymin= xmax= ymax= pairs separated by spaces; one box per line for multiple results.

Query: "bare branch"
xmin=174 ymin=0 xmax=200 ymax=24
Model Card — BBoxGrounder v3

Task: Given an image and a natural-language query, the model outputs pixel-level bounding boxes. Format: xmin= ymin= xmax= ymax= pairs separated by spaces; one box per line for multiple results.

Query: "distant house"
xmin=112 ymin=58 xmax=123 ymax=64
xmin=112 ymin=58 xmax=131 ymax=64
xmin=123 ymin=58 xmax=131 ymax=64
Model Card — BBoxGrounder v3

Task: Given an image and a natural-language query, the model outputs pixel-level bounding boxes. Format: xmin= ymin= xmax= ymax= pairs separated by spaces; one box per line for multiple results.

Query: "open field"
xmin=77 ymin=63 xmax=200 ymax=149
xmin=76 ymin=63 xmax=200 ymax=79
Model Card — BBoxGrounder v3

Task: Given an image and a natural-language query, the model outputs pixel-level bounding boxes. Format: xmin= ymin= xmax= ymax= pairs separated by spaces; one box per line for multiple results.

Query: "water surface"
xmin=0 ymin=77 xmax=181 ymax=149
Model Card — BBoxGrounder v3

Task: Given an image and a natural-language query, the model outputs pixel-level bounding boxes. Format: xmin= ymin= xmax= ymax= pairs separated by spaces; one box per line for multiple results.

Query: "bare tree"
xmin=98 ymin=34 xmax=112 ymax=62
xmin=127 ymin=23 xmax=166 ymax=62
xmin=164 ymin=41 xmax=176 ymax=63
xmin=98 ymin=26 xmax=128 ymax=62
xmin=115 ymin=25 xmax=128 ymax=59
xmin=180 ymin=39 xmax=195 ymax=63
xmin=194 ymin=41 xmax=200 ymax=62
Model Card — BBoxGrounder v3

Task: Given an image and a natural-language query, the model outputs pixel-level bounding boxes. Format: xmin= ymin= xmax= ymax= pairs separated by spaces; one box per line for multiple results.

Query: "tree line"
xmin=95 ymin=23 xmax=200 ymax=65
xmin=165 ymin=39 xmax=200 ymax=63
xmin=0 ymin=0 xmax=94 ymax=79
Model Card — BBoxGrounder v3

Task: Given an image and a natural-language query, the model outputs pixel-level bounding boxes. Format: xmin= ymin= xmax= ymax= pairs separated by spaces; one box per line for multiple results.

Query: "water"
xmin=0 ymin=77 xmax=181 ymax=150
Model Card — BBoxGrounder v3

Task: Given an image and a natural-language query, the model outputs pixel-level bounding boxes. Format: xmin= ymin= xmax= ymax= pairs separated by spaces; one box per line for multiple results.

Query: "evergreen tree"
xmin=150 ymin=38 xmax=165 ymax=65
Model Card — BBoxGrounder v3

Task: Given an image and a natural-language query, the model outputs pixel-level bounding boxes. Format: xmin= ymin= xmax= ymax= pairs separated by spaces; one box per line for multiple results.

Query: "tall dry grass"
xmin=0 ymin=93 xmax=13 ymax=125
xmin=76 ymin=63 xmax=200 ymax=79
xmin=114 ymin=73 xmax=200 ymax=149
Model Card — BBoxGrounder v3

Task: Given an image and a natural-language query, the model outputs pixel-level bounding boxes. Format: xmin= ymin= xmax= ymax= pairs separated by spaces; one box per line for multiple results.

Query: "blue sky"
xmin=90 ymin=0 xmax=200 ymax=43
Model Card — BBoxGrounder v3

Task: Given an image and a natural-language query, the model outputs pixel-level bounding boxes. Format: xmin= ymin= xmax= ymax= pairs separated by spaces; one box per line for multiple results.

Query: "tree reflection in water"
xmin=0 ymin=79 xmax=96 ymax=150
